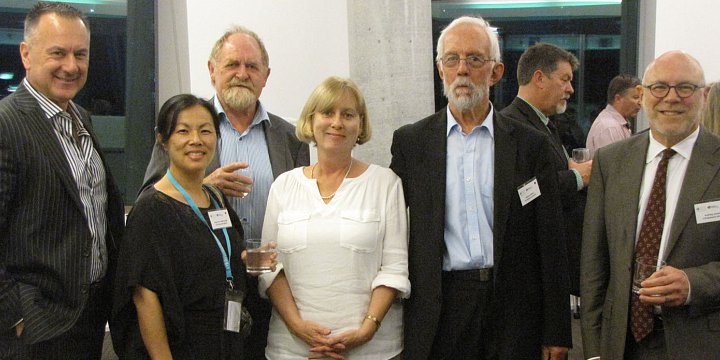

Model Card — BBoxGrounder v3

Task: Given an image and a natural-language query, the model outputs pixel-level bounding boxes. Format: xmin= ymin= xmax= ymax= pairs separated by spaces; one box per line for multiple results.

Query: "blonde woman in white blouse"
xmin=259 ymin=76 xmax=409 ymax=360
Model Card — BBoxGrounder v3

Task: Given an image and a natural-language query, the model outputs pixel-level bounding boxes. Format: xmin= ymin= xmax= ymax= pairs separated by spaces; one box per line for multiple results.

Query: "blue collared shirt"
xmin=215 ymin=97 xmax=274 ymax=240
xmin=443 ymin=106 xmax=494 ymax=270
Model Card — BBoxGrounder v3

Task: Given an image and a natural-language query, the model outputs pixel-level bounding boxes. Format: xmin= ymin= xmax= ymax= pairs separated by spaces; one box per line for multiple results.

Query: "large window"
xmin=0 ymin=1 xmax=155 ymax=204
xmin=432 ymin=0 xmax=637 ymax=151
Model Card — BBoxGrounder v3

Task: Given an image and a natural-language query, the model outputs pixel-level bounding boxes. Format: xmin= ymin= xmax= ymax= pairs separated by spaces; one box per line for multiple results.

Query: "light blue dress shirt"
xmin=443 ymin=106 xmax=494 ymax=271
xmin=215 ymin=97 xmax=274 ymax=240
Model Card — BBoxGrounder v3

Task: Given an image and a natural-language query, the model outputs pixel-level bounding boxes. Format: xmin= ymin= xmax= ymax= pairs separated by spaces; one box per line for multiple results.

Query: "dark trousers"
xmin=429 ymin=270 xmax=496 ymax=360
xmin=1 ymin=282 xmax=108 ymax=360
xmin=243 ymin=276 xmax=271 ymax=360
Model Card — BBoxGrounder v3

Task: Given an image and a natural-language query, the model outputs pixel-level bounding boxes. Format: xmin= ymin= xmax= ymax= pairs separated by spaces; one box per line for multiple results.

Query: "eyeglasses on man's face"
xmin=643 ymin=82 xmax=704 ymax=99
xmin=441 ymin=54 xmax=495 ymax=69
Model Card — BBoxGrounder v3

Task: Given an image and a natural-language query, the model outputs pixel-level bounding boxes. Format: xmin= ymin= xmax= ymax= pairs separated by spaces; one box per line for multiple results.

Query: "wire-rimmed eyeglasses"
xmin=441 ymin=54 xmax=495 ymax=69
xmin=643 ymin=82 xmax=704 ymax=99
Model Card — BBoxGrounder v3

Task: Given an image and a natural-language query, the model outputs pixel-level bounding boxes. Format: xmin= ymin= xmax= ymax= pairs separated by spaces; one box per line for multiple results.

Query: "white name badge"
xmin=223 ymin=288 xmax=244 ymax=333
xmin=208 ymin=209 xmax=232 ymax=229
xmin=517 ymin=177 xmax=541 ymax=206
xmin=694 ymin=200 xmax=720 ymax=224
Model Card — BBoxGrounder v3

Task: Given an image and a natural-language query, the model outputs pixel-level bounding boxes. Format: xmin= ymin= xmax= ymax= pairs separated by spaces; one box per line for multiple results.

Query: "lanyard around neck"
xmin=166 ymin=169 xmax=234 ymax=283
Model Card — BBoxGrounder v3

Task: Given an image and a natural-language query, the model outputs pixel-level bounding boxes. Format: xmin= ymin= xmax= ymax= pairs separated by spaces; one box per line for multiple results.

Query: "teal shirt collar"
xmin=517 ymin=96 xmax=550 ymax=127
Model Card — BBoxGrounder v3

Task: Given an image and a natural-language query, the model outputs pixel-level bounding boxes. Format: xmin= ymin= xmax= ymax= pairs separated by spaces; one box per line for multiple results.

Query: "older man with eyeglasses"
xmin=581 ymin=50 xmax=720 ymax=359
xmin=391 ymin=16 xmax=571 ymax=360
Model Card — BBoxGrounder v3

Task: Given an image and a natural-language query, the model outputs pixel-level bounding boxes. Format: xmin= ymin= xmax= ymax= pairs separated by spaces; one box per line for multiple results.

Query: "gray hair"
xmin=209 ymin=25 xmax=269 ymax=68
xmin=24 ymin=2 xmax=90 ymax=44
xmin=516 ymin=43 xmax=579 ymax=85
xmin=435 ymin=16 xmax=501 ymax=64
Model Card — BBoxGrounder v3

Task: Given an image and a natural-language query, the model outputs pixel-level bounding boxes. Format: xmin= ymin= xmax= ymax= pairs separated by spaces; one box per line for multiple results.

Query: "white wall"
xmin=157 ymin=0 xmax=433 ymax=166
xmin=178 ymin=0 xmax=351 ymax=122
xmin=653 ymin=0 xmax=720 ymax=83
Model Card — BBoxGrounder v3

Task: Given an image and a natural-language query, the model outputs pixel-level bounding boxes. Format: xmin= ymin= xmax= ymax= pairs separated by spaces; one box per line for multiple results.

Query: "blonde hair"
xmin=296 ymin=76 xmax=371 ymax=145
xmin=702 ymin=82 xmax=720 ymax=136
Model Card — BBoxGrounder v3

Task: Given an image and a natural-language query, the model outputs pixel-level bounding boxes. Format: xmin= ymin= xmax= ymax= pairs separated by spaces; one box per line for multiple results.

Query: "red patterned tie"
xmin=630 ymin=148 xmax=676 ymax=343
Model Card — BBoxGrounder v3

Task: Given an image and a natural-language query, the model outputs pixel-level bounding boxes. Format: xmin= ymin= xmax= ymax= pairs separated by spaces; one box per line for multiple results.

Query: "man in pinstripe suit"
xmin=0 ymin=3 xmax=124 ymax=359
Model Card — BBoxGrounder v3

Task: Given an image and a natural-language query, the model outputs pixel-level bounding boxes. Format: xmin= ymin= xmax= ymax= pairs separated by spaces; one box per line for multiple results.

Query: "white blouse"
xmin=259 ymin=164 xmax=410 ymax=360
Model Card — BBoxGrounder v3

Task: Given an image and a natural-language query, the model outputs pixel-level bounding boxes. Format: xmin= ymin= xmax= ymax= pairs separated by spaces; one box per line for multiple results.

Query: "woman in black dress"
xmin=112 ymin=94 xmax=265 ymax=359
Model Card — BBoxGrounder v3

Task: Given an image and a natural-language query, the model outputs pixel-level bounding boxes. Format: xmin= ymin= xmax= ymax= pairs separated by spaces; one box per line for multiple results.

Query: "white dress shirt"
xmin=635 ymin=127 xmax=699 ymax=263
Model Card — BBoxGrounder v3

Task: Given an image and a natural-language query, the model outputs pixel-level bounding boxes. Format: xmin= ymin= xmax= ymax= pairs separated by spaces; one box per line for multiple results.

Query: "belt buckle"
xmin=477 ymin=268 xmax=491 ymax=282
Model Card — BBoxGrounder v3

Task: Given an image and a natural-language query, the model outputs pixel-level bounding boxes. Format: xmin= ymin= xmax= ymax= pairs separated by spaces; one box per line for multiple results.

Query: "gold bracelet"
xmin=365 ymin=314 xmax=381 ymax=329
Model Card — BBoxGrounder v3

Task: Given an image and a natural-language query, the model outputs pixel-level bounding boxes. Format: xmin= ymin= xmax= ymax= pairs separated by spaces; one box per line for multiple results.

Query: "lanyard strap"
xmin=166 ymin=169 xmax=233 ymax=282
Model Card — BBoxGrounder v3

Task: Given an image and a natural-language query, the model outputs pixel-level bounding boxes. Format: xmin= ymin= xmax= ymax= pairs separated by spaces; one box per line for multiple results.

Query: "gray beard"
xmin=555 ymin=102 xmax=567 ymax=115
xmin=443 ymin=79 xmax=486 ymax=112
xmin=222 ymin=86 xmax=257 ymax=111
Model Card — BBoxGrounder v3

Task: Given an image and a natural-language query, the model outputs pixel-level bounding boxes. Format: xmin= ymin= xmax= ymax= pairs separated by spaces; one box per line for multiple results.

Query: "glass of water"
xmin=234 ymin=167 xmax=253 ymax=198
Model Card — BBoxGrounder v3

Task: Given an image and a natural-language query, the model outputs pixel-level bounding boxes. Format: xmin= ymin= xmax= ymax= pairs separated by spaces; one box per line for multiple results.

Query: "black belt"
xmin=442 ymin=268 xmax=493 ymax=282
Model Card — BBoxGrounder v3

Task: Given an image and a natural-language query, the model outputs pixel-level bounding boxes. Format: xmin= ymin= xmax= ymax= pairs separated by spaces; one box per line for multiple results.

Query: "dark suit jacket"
xmin=0 ymin=83 xmax=124 ymax=344
xmin=137 ymin=106 xmax=309 ymax=360
xmin=581 ymin=128 xmax=720 ymax=359
xmin=390 ymin=108 xmax=571 ymax=359
xmin=500 ymin=97 xmax=586 ymax=294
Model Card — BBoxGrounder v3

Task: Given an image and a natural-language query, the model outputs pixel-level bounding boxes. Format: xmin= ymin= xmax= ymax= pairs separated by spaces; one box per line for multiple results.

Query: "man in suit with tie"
xmin=0 ymin=3 xmax=124 ymax=358
xmin=500 ymin=43 xmax=590 ymax=296
xmin=391 ymin=16 xmax=571 ymax=359
xmin=140 ymin=26 xmax=309 ymax=359
xmin=581 ymin=50 xmax=720 ymax=359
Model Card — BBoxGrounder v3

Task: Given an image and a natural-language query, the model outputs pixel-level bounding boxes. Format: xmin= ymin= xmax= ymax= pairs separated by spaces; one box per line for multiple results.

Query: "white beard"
xmin=443 ymin=77 xmax=486 ymax=111
xmin=555 ymin=101 xmax=567 ymax=115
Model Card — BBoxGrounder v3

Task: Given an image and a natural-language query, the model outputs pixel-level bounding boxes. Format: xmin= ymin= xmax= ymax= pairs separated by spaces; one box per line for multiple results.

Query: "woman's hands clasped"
xmin=293 ymin=318 xmax=377 ymax=359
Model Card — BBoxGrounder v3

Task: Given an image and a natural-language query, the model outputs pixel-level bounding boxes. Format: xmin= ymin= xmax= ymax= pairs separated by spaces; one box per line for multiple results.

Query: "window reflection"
xmin=0 ymin=0 xmax=129 ymax=199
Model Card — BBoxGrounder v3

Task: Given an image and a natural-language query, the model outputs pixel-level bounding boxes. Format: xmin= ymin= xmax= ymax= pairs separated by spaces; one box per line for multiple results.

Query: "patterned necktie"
xmin=630 ymin=148 xmax=676 ymax=343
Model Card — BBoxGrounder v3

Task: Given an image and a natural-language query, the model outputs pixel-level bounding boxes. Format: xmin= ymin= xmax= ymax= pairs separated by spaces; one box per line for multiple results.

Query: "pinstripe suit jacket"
xmin=0 ymin=83 xmax=124 ymax=344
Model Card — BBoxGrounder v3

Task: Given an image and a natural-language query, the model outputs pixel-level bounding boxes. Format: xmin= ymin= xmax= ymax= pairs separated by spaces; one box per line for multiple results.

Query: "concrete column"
xmin=347 ymin=0 xmax=435 ymax=166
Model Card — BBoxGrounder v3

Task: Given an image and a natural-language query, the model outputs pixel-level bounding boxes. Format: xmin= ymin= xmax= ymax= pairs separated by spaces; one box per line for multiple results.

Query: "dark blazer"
xmin=0 ymin=83 xmax=124 ymax=344
xmin=390 ymin=108 xmax=571 ymax=359
xmin=140 ymin=109 xmax=310 ymax=191
xmin=500 ymin=97 xmax=586 ymax=294
xmin=581 ymin=128 xmax=720 ymax=359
